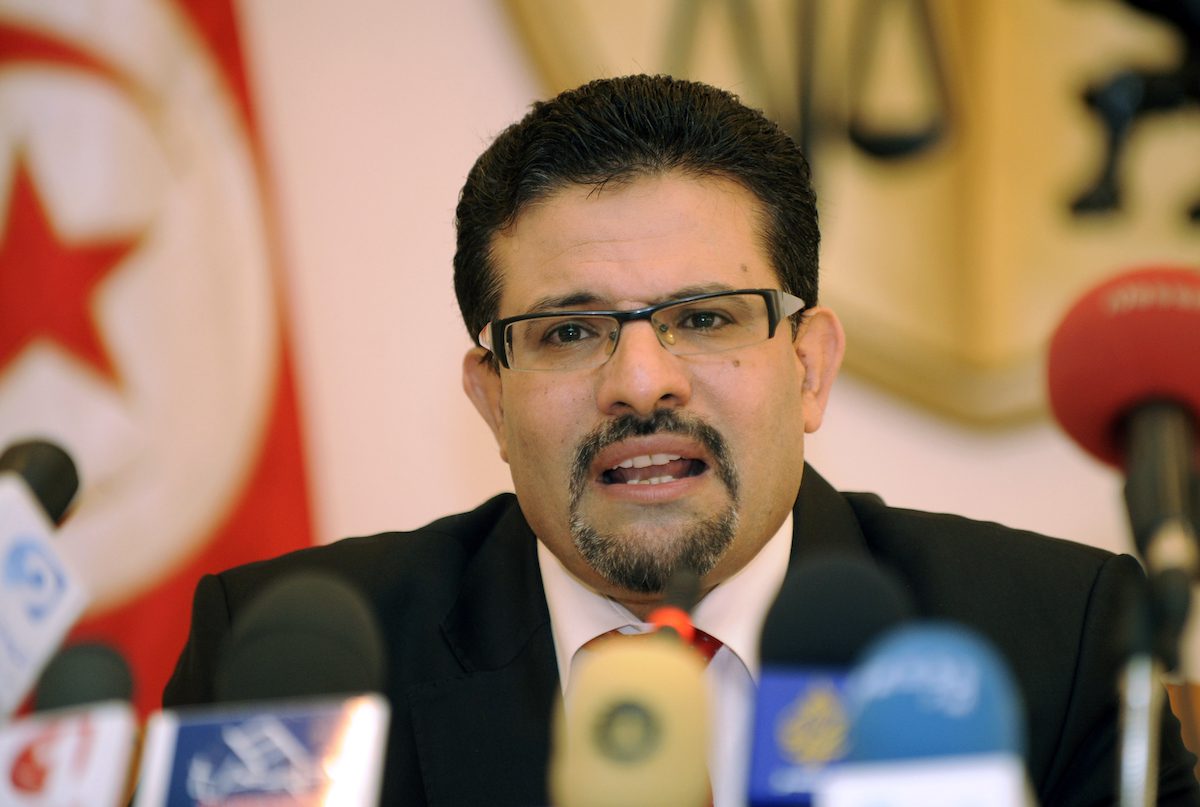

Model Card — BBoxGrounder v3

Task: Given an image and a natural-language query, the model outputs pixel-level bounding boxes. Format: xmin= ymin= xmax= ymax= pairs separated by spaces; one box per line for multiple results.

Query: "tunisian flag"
xmin=0 ymin=1 xmax=314 ymax=714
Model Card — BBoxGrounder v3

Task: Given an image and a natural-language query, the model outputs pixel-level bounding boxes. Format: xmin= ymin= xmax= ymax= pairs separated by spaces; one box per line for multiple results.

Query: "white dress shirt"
xmin=538 ymin=513 xmax=793 ymax=807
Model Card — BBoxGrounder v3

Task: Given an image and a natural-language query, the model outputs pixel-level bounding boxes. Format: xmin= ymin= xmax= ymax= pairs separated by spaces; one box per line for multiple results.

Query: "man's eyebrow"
xmin=523 ymin=282 xmax=742 ymax=314
xmin=669 ymin=282 xmax=740 ymax=300
xmin=525 ymin=292 xmax=603 ymax=313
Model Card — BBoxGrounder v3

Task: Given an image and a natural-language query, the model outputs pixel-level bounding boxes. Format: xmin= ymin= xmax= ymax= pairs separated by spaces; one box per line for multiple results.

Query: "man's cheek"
xmin=508 ymin=421 xmax=558 ymax=472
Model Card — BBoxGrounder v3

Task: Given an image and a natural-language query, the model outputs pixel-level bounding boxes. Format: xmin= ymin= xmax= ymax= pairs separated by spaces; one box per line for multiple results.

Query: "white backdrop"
xmin=234 ymin=0 xmax=1168 ymax=646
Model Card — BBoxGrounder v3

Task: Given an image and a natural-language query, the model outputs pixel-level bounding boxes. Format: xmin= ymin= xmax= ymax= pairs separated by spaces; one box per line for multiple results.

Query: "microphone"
xmin=550 ymin=633 xmax=711 ymax=807
xmin=747 ymin=553 xmax=914 ymax=806
xmin=550 ymin=565 xmax=711 ymax=807
xmin=34 ymin=642 xmax=135 ymax=712
xmin=1047 ymin=266 xmax=1200 ymax=807
xmin=135 ymin=572 xmax=391 ymax=807
xmin=214 ymin=570 xmax=386 ymax=701
xmin=0 ymin=438 xmax=89 ymax=715
xmin=0 ymin=440 xmax=78 ymax=526
xmin=1047 ymin=265 xmax=1200 ymax=597
xmin=0 ymin=641 xmax=139 ymax=807
xmin=817 ymin=623 xmax=1032 ymax=806
xmin=647 ymin=563 xmax=703 ymax=643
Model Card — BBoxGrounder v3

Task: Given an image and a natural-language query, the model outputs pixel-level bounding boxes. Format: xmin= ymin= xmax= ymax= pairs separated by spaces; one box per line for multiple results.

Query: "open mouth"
xmin=600 ymin=454 xmax=708 ymax=486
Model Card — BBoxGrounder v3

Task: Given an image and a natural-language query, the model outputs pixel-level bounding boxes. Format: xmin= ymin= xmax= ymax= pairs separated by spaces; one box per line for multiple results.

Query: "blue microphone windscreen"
xmin=845 ymin=623 xmax=1027 ymax=761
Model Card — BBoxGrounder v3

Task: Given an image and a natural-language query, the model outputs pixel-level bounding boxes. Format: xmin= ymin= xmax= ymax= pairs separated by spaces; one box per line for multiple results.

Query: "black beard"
xmin=567 ymin=410 xmax=741 ymax=593
xmin=570 ymin=506 xmax=739 ymax=594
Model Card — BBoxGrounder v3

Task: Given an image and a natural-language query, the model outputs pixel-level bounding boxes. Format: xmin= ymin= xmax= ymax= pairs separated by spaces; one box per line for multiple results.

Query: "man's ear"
xmin=462 ymin=347 xmax=509 ymax=463
xmin=793 ymin=306 xmax=845 ymax=434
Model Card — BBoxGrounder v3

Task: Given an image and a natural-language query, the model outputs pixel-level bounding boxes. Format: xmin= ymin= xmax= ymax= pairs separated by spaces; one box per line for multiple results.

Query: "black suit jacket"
xmin=164 ymin=467 xmax=1200 ymax=805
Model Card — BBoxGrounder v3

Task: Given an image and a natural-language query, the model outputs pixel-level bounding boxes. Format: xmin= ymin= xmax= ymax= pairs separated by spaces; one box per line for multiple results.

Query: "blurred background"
xmin=1 ymin=0 xmax=1197 ymax=714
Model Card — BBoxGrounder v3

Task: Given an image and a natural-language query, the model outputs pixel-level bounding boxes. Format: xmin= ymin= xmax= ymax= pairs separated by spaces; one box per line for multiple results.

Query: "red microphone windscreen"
xmin=1047 ymin=265 xmax=1200 ymax=468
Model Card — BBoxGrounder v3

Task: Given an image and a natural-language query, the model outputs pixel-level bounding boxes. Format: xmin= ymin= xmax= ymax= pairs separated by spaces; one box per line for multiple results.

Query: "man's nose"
xmin=594 ymin=320 xmax=692 ymax=417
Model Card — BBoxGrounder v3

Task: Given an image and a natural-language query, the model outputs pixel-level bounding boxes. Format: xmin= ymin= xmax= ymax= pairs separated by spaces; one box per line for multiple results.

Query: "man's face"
xmin=463 ymin=171 xmax=843 ymax=614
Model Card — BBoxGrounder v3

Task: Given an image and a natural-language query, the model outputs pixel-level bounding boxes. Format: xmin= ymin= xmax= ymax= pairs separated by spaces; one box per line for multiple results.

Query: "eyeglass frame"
xmin=477 ymin=288 xmax=808 ymax=371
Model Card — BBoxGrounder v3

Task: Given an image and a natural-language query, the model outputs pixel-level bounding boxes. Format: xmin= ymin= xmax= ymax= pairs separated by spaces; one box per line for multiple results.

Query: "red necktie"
xmin=688 ymin=626 xmax=722 ymax=664
xmin=586 ymin=625 xmax=722 ymax=664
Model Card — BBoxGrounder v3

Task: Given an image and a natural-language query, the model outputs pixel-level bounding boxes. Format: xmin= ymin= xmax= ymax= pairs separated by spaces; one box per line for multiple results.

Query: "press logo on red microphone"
xmin=1105 ymin=280 xmax=1200 ymax=315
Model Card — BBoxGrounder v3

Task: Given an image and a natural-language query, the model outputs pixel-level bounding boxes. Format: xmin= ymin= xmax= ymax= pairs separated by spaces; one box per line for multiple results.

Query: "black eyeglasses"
xmin=478 ymin=288 xmax=806 ymax=372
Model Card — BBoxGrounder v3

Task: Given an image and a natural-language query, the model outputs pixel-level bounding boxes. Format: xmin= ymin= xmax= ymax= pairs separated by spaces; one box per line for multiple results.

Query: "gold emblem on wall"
xmin=502 ymin=0 xmax=1200 ymax=423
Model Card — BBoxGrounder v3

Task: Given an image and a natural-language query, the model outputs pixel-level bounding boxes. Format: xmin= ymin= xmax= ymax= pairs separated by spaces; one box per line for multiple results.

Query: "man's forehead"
xmin=487 ymin=171 xmax=778 ymax=317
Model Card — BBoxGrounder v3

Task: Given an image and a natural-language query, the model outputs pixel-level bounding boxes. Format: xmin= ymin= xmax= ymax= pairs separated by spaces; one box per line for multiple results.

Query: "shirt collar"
xmin=538 ymin=512 xmax=793 ymax=692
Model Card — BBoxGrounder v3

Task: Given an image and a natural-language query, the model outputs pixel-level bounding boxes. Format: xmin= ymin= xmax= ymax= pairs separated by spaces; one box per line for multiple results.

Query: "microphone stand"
xmin=1119 ymin=584 xmax=1165 ymax=807
xmin=1119 ymin=404 xmax=1198 ymax=807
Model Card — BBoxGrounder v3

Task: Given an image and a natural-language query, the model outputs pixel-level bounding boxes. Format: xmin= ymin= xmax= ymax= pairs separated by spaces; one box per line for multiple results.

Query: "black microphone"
xmin=0 ymin=439 xmax=79 ymax=526
xmin=215 ymin=571 xmax=387 ymax=702
xmin=34 ymin=641 xmax=134 ymax=711
xmin=2 ymin=642 xmax=138 ymax=806
xmin=747 ymin=552 xmax=914 ymax=805
xmin=136 ymin=572 xmax=391 ymax=807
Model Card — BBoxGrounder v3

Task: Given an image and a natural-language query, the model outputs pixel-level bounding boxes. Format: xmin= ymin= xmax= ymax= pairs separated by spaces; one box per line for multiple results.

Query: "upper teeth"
xmin=613 ymin=453 xmax=681 ymax=470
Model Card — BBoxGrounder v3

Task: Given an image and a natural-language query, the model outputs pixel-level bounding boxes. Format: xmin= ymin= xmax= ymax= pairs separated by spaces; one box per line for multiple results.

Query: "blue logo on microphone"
xmin=4 ymin=537 xmax=67 ymax=622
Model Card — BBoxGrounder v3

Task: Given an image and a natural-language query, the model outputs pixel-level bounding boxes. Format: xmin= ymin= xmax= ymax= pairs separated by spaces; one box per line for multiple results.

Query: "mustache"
xmin=569 ymin=410 xmax=739 ymax=503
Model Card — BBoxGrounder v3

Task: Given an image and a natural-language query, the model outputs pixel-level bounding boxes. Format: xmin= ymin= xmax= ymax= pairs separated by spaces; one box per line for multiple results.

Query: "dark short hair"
xmin=453 ymin=74 xmax=819 ymax=345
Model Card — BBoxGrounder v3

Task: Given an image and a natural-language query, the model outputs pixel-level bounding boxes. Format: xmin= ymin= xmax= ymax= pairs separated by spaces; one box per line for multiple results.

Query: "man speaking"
xmin=164 ymin=75 xmax=1200 ymax=805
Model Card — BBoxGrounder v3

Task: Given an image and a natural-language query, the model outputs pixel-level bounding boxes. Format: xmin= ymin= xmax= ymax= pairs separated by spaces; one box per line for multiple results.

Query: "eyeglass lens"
xmin=505 ymin=292 xmax=773 ymax=371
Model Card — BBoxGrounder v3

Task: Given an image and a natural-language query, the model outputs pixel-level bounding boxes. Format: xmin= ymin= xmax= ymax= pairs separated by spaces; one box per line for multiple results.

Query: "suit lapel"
xmin=788 ymin=464 xmax=874 ymax=566
xmin=408 ymin=501 xmax=560 ymax=805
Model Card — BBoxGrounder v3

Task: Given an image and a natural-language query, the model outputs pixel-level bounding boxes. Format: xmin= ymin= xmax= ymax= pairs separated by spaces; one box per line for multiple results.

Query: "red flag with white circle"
xmin=0 ymin=0 xmax=314 ymax=715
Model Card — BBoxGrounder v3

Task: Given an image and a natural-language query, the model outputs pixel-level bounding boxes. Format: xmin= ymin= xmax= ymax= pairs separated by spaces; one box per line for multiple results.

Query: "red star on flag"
xmin=0 ymin=157 xmax=138 ymax=383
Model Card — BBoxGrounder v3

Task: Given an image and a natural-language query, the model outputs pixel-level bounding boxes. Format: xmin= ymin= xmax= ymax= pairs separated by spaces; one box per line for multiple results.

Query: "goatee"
xmin=568 ymin=410 xmax=741 ymax=594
